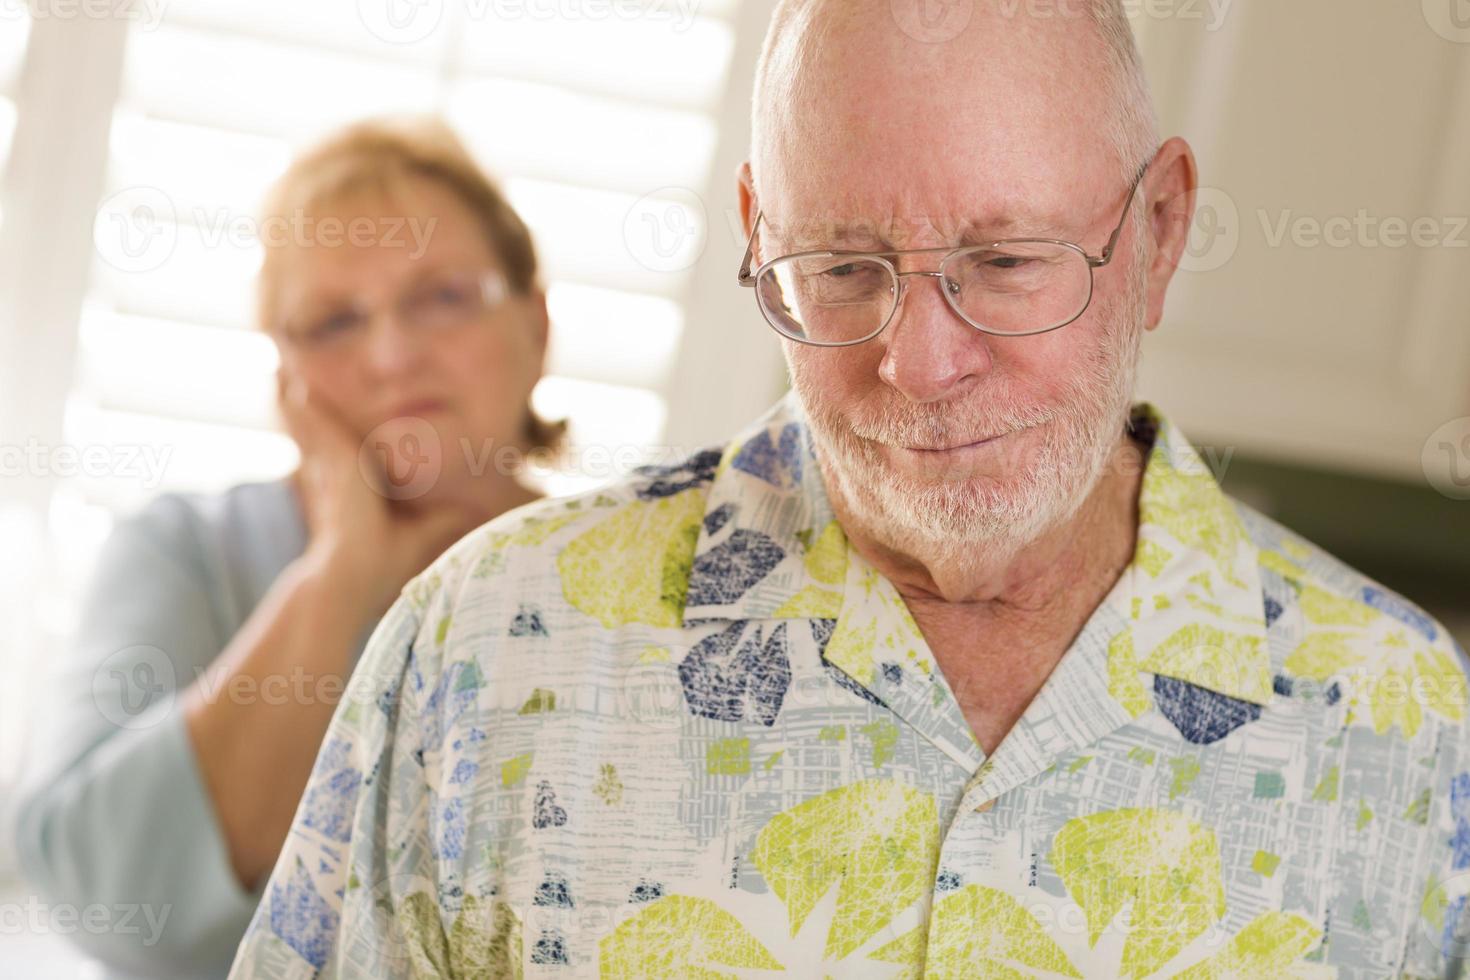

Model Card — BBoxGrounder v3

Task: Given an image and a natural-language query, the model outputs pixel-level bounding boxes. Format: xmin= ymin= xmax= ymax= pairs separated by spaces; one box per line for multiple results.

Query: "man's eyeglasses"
xmin=279 ymin=269 xmax=510 ymax=352
xmin=736 ymin=158 xmax=1151 ymax=347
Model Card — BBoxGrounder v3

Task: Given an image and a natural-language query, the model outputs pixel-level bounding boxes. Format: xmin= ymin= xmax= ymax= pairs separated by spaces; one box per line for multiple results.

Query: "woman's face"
xmin=270 ymin=175 xmax=548 ymax=507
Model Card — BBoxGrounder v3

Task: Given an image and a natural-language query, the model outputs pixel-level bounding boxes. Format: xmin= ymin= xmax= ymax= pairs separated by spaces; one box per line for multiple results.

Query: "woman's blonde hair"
xmin=257 ymin=115 xmax=567 ymax=454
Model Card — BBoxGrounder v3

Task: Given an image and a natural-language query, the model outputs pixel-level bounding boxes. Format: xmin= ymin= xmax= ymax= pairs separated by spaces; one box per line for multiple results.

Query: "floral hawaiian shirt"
xmin=228 ymin=391 xmax=1470 ymax=979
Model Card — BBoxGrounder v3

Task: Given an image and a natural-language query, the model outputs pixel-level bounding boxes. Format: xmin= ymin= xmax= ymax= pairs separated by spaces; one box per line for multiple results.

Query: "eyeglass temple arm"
xmin=737 ymin=212 xmax=763 ymax=286
xmin=1091 ymin=158 xmax=1152 ymax=268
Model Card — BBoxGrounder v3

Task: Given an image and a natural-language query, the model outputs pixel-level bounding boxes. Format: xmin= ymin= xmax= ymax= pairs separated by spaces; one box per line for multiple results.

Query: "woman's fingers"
xmin=276 ymin=367 xmax=359 ymax=466
xmin=275 ymin=367 xmax=318 ymax=454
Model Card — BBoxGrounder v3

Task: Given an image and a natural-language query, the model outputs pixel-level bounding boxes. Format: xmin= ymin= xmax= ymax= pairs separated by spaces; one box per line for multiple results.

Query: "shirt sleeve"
xmin=227 ymin=575 xmax=447 ymax=979
xmin=1403 ymin=634 xmax=1470 ymax=979
xmin=9 ymin=498 xmax=266 ymax=977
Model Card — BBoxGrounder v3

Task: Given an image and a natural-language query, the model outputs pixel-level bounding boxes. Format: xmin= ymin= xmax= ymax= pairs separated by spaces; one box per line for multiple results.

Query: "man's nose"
xmin=876 ymin=271 xmax=995 ymax=403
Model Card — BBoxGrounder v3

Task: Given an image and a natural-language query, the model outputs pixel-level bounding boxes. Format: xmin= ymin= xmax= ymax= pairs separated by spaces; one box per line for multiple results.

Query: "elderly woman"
xmin=11 ymin=117 xmax=561 ymax=978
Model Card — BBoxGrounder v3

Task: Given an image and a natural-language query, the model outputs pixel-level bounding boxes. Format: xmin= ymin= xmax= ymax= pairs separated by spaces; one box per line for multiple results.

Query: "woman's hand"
xmin=275 ymin=367 xmax=489 ymax=622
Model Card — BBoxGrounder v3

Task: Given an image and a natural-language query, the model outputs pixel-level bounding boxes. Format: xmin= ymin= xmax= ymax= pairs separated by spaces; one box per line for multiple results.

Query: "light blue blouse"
xmin=11 ymin=478 xmax=371 ymax=979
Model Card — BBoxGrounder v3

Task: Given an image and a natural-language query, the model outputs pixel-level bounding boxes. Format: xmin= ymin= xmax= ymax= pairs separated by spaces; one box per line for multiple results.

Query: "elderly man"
xmin=231 ymin=1 xmax=1470 ymax=977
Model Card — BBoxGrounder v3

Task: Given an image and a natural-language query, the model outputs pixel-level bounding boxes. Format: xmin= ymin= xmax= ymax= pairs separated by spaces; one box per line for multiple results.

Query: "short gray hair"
xmin=1086 ymin=0 xmax=1161 ymax=182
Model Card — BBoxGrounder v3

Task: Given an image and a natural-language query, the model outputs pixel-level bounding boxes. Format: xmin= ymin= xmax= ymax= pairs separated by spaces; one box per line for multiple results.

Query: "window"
xmin=0 ymin=0 xmax=788 ymax=875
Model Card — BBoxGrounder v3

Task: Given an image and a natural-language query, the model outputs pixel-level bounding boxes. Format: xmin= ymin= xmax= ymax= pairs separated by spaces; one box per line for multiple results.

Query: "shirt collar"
xmin=679 ymin=391 xmax=1274 ymax=709
xmin=681 ymin=390 xmax=845 ymax=623
xmin=1122 ymin=404 xmax=1275 ymax=706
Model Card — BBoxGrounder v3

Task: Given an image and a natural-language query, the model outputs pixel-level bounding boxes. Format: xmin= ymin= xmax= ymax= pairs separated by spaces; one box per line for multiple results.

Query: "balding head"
xmin=749 ymin=0 xmax=1158 ymax=239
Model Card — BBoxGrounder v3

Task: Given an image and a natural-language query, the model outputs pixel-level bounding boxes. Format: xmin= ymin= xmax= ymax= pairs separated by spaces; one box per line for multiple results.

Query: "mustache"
xmin=819 ymin=397 xmax=1056 ymax=448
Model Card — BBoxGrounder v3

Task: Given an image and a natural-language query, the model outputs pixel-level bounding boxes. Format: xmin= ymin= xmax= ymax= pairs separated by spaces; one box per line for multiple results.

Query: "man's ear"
xmin=1142 ymin=136 xmax=1199 ymax=332
xmin=737 ymin=160 xmax=757 ymax=238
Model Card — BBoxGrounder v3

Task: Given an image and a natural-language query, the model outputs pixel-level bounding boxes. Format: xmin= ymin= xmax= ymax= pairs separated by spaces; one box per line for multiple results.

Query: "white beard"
xmin=790 ymin=260 xmax=1146 ymax=572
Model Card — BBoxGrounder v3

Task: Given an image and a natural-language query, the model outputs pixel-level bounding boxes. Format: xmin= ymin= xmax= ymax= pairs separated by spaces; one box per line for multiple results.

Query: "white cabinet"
xmin=1133 ymin=1 xmax=1470 ymax=486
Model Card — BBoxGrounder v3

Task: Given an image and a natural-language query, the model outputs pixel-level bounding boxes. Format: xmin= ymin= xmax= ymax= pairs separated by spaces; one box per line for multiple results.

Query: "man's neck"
xmin=835 ymin=430 xmax=1150 ymax=629
xmin=827 ymin=430 xmax=1151 ymax=755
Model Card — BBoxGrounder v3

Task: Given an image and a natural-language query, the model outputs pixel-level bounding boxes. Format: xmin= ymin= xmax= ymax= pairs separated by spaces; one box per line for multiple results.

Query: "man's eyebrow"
xmin=779 ymin=213 xmax=1077 ymax=252
xmin=953 ymin=213 xmax=1075 ymax=244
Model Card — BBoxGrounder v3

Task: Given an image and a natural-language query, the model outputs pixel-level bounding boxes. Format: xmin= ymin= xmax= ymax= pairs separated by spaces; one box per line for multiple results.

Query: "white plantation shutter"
xmin=0 ymin=1 xmax=789 ymax=876
xmin=81 ymin=1 xmax=744 ymax=518
xmin=0 ymin=15 xmax=25 ymax=196
xmin=0 ymin=14 xmax=33 ymax=867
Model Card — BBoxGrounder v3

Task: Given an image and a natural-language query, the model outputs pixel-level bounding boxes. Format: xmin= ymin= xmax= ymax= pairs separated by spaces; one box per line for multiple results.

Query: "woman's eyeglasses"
xmin=279 ymin=269 xmax=510 ymax=352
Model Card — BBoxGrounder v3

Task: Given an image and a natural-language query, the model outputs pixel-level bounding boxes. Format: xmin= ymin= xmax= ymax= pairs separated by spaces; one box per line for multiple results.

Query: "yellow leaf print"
xmin=870 ymin=883 xmax=1081 ymax=979
xmin=557 ymin=488 xmax=704 ymax=628
xmin=397 ymin=892 xmax=524 ymax=980
xmin=1106 ymin=629 xmax=1152 ymax=718
xmin=803 ymin=520 xmax=848 ymax=585
xmin=500 ymin=752 xmax=533 ymax=788
xmin=859 ymin=718 xmax=900 ymax=768
xmin=751 ymin=778 xmax=939 ymax=961
xmin=1139 ymin=449 xmax=1250 ymax=590
xmin=446 ymin=895 xmax=524 ymax=979
xmin=1171 ymin=910 xmax=1321 ymax=979
xmin=825 ymin=560 xmax=931 ymax=688
xmin=773 ymin=585 xmax=844 ymax=618
xmin=1258 ymin=548 xmax=1307 ymax=582
xmin=1284 ymin=632 xmax=1362 ymax=680
xmin=824 ymin=615 xmax=880 ymax=687
xmin=1138 ymin=623 xmax=1272 ymax=705
xmin=598 ymin=894 xmax=783 ymax=978
xmin=1299 ymin=585 xmax=1377 ymax=627
xmin=593 ymin=763 xmax=623 ymax=806
xmin=1285 ymin=626 xmax=1466 ymax=739
xmin=1135 ymin=538 xmax=1173 ymax=577
xmin=487 ymin=510 xmax=582 ymax=550
xmin=1050 ymin=808 xmax=1226 ymax=980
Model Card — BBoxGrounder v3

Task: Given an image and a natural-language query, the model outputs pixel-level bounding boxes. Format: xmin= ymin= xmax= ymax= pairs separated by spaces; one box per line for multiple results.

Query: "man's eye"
xmin=986 ymin=255 xmax=1033 ymax=271
xmin=824 ymin=263 xmax=860 ymax=277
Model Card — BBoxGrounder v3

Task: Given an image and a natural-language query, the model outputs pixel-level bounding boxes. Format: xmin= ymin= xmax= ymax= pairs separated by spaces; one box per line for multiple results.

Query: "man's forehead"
xmin=752 ymin=0 xmax=1118 ymax=201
